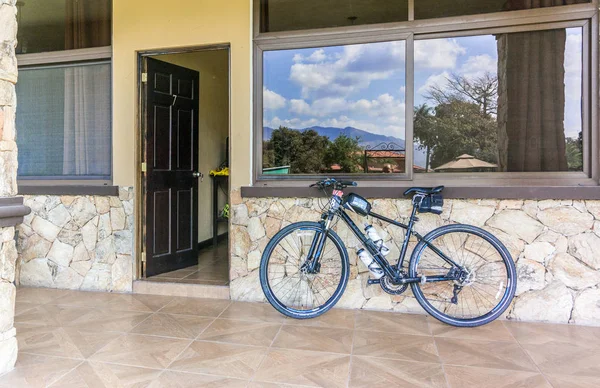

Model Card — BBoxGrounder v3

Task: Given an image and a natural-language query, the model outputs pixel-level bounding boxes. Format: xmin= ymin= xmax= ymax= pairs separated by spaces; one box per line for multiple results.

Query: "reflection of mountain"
xmin=264 ymin=126 xmax=426 ymax=167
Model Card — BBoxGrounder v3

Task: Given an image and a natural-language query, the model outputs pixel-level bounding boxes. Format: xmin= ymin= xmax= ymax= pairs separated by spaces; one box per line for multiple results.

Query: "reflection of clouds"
xmin=415 ymin=38 xmax=466 ymax=69
xmin=460 ymin=54 xmax=497 ymax=79
xmin=289 ymin=41 xmax=405 ymax=99
xmin=565 ymin=29 xmax=582 ymax=139
xmin=263 ymin=87 xmax=287 ymax=110
xmin=418 ymin=71 xmax=450 ymax=94
xmin=263 ymin=113 xmax=405 ymax=139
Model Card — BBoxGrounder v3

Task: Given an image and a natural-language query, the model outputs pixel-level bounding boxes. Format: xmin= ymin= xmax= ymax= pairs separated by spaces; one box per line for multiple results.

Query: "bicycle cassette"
xmin=380 ymin=271 xmax=408 ymax=295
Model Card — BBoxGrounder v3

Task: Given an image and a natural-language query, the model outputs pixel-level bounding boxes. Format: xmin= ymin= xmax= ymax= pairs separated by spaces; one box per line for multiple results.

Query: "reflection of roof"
xmin=434 ymin=154 xmax=498 ymax=171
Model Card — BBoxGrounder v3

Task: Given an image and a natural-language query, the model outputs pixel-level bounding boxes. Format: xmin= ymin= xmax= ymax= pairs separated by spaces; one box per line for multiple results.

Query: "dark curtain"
xmin=65 ymin=0 xmax=111 ymax=50
xmin=497 ymin=0 xmax=586 ymax=172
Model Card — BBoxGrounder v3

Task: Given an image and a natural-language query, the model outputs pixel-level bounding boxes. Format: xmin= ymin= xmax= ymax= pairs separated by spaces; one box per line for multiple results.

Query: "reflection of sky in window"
xmin=263 ymin=41 xmax=407 ymax=140
xmin=263 ymin=28 xmax=582 ymax=142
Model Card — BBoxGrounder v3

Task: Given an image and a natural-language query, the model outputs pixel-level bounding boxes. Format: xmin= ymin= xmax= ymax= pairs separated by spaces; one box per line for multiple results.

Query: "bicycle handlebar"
xmin=310 ymin=178 xmax=358 ymax=189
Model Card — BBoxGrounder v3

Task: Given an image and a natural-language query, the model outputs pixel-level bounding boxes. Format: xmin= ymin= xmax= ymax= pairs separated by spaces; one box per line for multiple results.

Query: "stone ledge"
xmin=0 ymin=197 xmax=29 ymax=227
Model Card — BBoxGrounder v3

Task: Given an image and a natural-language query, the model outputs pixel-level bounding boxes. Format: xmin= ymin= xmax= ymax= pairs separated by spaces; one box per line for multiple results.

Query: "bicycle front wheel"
xmin=260 ymin=221 xmax=349 ymax=319
xmin=409 ymin=224 xmax=516 ymax=327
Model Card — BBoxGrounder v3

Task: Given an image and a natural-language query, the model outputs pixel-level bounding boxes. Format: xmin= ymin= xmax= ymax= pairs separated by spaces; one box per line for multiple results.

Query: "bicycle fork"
xmin=304 ymin=214 xmax=334 ymax=273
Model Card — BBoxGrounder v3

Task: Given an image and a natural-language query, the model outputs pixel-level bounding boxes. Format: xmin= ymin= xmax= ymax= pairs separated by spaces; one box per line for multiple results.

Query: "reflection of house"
xmin=434 ymin=154 xmax=498 ymax=173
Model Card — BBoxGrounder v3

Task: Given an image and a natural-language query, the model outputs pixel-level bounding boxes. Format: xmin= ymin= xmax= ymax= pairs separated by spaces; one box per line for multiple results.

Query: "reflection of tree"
xmin=324 ymin=135 xmax=363 ymax=173
xmin=416 ymin=75 xmax=499 ymax=170
xmin=414 ymin=104 xmax=436 ymax=171
xmin=425 ymin=72 xmax=498 ymax=117
xmin=263 ymin=127 xmax=362 ymax=174
xmin=566 ymin=131 xmax=583 ymax=171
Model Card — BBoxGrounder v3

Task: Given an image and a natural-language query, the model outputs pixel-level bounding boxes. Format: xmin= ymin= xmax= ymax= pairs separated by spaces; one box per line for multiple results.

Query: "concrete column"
xmin=0 ymin=0 xmax=19 ymax=374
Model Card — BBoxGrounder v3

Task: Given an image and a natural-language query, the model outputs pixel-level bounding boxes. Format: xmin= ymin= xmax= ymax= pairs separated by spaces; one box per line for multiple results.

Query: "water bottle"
xmin=357 ymin=249 xmax=384 ymax=279
xmin=364 ymin=224 xmax=391 ymax=256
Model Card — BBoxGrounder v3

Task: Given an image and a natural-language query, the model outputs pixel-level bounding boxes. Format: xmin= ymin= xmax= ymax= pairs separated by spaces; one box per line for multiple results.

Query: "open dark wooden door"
xmin=144 ymin=57 xmax=200 ymax=277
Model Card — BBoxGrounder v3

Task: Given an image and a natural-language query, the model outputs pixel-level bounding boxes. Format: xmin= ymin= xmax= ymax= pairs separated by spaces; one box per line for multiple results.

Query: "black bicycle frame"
xmin=310 ymin=202 xmax=463 ymax=285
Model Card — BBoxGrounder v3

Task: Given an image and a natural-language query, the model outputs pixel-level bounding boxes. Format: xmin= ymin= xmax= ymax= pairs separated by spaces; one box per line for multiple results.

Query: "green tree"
xmin=565 ymin=132 xmax=583 ymax=171
xmin=413 ymin=104 xmax=436 ymax=171
xmin=428 ymin=100 xmax=498 ymax=168
xmin=267 ymin=127 xmax=329 ymax=173
xmin=324 ymin=134 xmax=363 ymax=173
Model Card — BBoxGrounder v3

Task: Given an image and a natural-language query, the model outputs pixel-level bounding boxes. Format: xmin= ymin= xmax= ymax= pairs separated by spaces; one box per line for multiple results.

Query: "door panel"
xmin=145 ymin=57 xmax=200 ymax=277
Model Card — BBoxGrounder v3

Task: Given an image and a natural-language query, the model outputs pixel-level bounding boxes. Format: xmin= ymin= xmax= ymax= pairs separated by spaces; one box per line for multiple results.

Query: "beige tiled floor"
xmin=3 ymin=287 xmax=600 ymax=387
xmin=150 ymin=241 xmax=229 ymax=285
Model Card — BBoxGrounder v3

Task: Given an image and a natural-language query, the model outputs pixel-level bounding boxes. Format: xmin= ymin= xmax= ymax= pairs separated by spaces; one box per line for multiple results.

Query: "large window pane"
xmin=415 ymin=0 xmax=589 ymax=20
xmin=262 ymin=41 xmax=406 ymax=175
xmin=16 ymin=0 xmax=111 ymax=54
xmin=413 ymin=27 xmax=583 ymax=173
xmin=16 ymin=63 xmax=112 ymax=178
xmin=260 ymin=0 xmax=408 ymax=33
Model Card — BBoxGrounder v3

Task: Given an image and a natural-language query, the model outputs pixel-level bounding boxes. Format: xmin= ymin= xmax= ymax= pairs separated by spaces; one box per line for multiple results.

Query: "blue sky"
xmin=263 ymin=28 xmax=583 ymax=142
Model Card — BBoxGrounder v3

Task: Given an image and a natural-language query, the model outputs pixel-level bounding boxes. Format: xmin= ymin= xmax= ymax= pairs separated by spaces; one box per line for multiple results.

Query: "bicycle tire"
xmin=409 ymin=224 xmax=516 ymax=327
xmin=260 ymin=221 xmax=350 ymax=319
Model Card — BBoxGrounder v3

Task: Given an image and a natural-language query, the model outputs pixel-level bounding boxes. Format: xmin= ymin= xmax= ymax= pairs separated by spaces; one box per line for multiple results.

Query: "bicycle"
xmin=259 ymin=178 xmax=517 ymax=327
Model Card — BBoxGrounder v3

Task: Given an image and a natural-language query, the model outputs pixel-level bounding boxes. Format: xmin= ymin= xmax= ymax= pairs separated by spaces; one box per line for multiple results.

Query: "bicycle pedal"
xmin=367 ymin=279 xmax=381 ymax=285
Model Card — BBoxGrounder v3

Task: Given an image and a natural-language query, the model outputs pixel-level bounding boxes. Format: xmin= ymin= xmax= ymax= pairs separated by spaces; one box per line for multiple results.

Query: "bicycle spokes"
xmin=415 ymin=230 xmax=511 ymax=320
xmin=266 ymin=228 xmax=343 ymax=311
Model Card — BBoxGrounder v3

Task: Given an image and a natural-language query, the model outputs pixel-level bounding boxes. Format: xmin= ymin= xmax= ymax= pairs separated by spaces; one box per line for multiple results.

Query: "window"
xmin=254 ymin=0 xmax=597 ymax=186
xmin=16 ymin=0 xmax=112 ymax=182
xmin=259 ymin=0 xmax=409 ymax=33
xmin=413 ymin=28 xmax=583 ymax=174
xmin=414 ymin=0 xmax=590 ymax=20
xmin=262 ymin=41 xmax=407 ymax=175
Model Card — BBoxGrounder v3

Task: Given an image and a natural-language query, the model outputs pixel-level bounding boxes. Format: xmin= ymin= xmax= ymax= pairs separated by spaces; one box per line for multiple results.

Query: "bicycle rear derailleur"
xmin=367 ymin=266 xmax=409 ymax=295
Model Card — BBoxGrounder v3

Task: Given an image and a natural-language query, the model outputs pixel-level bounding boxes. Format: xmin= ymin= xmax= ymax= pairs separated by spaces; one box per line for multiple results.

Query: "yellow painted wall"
xmin=155 ymin=50 xmax=229 ymax=242
xmin=112 ymin=0 xmax=252 ymax=190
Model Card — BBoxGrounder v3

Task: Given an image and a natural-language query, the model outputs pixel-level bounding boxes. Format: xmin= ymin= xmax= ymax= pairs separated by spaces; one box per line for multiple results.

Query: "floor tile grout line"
xmin=163 ymin=299 xmax=233 ymax=370
xmin=163 ymin=338 xmax=196 ymax=371
xmin=84 ymin=332 xmax=128 ymax=362
xmin=46 ymin=359 xmax=86 ymax=387
xmin=345 ymin=325 xmax=357 ymax=388
xmin=248 ymin=319 xmax=285 ymax=383
xmin=431 ymin=336 xmax=451 ymax=388
xmin=502 ymin=320 xmax=555 ymax=386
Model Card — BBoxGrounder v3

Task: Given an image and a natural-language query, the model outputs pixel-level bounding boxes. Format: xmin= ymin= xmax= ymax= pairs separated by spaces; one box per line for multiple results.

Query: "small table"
xmin=211 ymin=175 xmax=229 ymax=246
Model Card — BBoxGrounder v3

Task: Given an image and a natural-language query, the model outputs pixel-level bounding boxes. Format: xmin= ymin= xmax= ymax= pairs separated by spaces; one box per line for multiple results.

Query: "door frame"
xmin=135 ymin=44 xmax=231 ymax=279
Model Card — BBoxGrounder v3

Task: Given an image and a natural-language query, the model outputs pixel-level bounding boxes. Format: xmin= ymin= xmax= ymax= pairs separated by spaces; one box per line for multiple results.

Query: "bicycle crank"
xmin=380 ymin=270 xmax=409 ymax=295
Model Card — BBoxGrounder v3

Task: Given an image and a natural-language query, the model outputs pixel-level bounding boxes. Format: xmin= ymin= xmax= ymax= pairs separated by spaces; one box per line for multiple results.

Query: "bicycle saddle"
xmin=403 ymin=186 xmax=445 ymax=196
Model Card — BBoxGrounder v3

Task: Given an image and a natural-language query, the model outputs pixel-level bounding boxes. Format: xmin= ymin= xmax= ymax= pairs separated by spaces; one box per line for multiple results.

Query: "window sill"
xmin=241 ymin=184 xmax=600 ymax=200
xmin=0 ymin=197 xmax=31 ymax=227
xmin=18 ymin=185 xmax=119 ymax=196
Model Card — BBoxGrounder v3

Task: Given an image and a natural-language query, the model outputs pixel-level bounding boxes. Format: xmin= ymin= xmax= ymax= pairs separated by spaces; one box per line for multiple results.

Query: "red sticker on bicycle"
xmin=332 ymin=190 xmax=343 ymax=197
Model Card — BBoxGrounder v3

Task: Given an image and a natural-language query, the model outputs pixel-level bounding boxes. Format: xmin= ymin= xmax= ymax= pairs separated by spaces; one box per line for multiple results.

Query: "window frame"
xmin=16 ymin=46 xmax=113 ymax=187
xmin=252 ymin=1 xmax=599 ymax=190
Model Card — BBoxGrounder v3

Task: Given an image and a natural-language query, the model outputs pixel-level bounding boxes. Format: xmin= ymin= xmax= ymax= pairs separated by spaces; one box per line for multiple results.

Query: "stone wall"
xmin=0 ymin=0 xmax=18 ymax=374
xmin=231 ymin=190 xmax=600 ymax=326
xmin=17 ymin=188 xmax=134 ymax=292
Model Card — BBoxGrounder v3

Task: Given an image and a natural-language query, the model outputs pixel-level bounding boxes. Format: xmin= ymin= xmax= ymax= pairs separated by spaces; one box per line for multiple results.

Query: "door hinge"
xmin=141 ymin=72 xmax=148 ymax=83
xmin=141 ymin=162 xmax=147 ymax=173
xmin=141 ymin=252 xmax=146 ymax=262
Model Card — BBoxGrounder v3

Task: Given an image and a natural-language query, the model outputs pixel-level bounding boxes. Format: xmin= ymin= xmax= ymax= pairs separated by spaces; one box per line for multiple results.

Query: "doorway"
xmin=139 ymin=46 xmax=230 ymax=286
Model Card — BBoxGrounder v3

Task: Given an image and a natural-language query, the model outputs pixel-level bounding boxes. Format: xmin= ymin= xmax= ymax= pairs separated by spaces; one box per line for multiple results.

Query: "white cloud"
xmin=289 ymin=41 xmax=405 ymax=99
xmin=263 ymin=87 xmax=286 ymax=110
xmin=565 ymin=32 xmax=582 ymax=100
xmin=415 ymin=39 xmax=466 ymax=70
xmin=289 ymin=99 xmax=312 ymax=115
xmin=418 ymin=71 xmax=450 ymax=94
xmin=460 ymin=54 xmax=497 ymax=79
xmin=293 ymin=48 xmax=328 ymax=63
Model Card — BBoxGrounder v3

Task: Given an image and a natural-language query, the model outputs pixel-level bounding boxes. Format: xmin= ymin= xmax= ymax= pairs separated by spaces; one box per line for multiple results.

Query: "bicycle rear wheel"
xmin=260 ymin=221 xmax=349 ymax=319
xmin=409 ymin=224 xmax=516 ymax=327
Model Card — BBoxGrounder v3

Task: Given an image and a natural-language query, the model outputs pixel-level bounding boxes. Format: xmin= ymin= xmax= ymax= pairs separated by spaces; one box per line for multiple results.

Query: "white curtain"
xmin=63 ymin=65 xmax=111 ymax=176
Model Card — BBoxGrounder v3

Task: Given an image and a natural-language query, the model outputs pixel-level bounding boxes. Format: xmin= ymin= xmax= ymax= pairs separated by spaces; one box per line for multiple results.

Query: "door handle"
xmin=193 ymin=171 xmax=204 ymax=181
